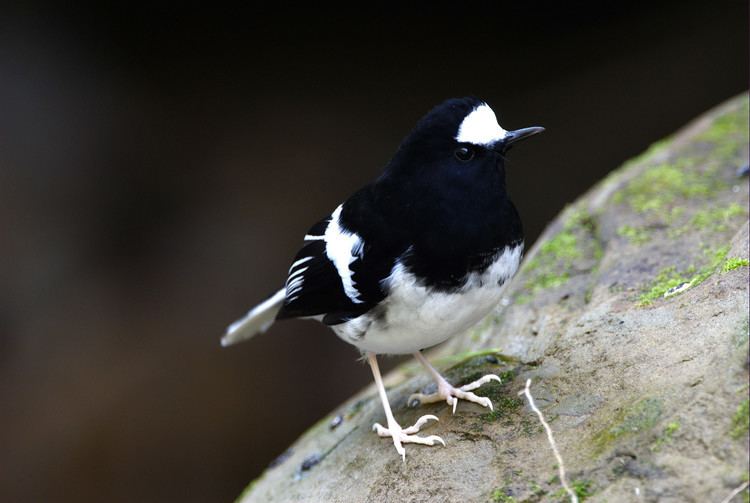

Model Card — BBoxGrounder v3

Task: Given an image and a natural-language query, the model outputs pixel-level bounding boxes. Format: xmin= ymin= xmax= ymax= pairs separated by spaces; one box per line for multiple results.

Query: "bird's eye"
xmin=454 ymin=146 xmax=474 ymax=162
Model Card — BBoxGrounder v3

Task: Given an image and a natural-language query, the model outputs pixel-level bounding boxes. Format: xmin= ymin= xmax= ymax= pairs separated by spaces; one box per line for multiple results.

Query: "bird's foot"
xmin=372 ymin=414 xmax=445 ymax=461
xmin=409 ymin=374 xmax=501 ymax=414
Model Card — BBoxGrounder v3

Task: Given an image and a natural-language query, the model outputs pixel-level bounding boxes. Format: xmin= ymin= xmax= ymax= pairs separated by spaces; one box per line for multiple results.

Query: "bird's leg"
xmin=366 ymin=352 xmax=445 ymax=461
xmin=409 ymin=351 xmax=500 ymax=414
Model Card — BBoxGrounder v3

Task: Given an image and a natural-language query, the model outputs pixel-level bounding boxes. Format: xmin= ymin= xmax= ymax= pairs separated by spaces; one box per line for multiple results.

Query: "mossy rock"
xmin=237 ymin=94 xmax=749 ymax=503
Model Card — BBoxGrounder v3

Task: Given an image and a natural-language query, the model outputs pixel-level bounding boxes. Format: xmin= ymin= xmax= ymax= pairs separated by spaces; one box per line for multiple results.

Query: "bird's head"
xmin=382 ymin=97 xmax=543 ymax=193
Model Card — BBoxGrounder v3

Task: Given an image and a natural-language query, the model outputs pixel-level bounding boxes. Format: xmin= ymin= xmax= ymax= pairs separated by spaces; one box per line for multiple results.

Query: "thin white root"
xmin=719 ymin=480 xmax=749 ymax=503
xmin=519 ymin=378 xmax=578 ymax=503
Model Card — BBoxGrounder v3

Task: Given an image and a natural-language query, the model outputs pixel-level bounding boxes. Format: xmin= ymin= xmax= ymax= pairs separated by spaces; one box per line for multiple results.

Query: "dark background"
xmin=1 ymin=3 xmax=747 ymax=502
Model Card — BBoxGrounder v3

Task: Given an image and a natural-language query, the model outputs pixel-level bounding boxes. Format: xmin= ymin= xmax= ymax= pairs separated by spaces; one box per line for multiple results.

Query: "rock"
xmin=237 ymin=94 xmax=749 ymax=503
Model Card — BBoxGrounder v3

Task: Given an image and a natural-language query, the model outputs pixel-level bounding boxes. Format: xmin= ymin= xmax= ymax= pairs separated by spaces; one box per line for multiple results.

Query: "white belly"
xmin=331 ymin=244 xmax=523 ymax=354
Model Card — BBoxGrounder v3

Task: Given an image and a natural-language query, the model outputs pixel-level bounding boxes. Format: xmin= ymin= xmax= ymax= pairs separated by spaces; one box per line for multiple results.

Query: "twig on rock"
xmin=519 ymin=378 xmax=578 ymax=503
xmin=719 ymin=480 xmax=749 ymax=503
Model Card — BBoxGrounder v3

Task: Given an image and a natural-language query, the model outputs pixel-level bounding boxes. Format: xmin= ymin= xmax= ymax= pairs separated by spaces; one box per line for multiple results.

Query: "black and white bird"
xmin=222 ymin=97 xmax=543 ymax=460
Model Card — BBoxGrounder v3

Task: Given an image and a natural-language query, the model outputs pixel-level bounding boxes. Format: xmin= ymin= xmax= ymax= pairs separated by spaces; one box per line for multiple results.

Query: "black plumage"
xmin=222 ymin=96 xmax=543 ymax=460
xmin=277 ymin=97 xmax=525 ymax=324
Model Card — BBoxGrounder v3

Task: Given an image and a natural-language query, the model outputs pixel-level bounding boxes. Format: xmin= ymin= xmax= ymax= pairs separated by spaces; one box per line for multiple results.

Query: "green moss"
xmin=664 ymin=421 xmax=680 ymax=435
xmin=527 ymin=270 xmax=571 ymax=291
xmin=435 ymin=347 xmax=511 ymax=368
xmin=669 ymin=203 xmax=747 ymax=238
xmin=540 ymin=232 xmax=581 ymax=261
xmin=612 ymin=96 xmax=747 ymax=227
xmin=731 ymin=399 xmax=749 ymax=439
xmin=593 ymin=398 xmax=663 ymax=452
xmin=522 ymin=207 xmax=600 ymax=293
xmin=617 ymin=224 xmax=650 ymax=244
xmin=722 ymin=257 xmax=750 ymax=273
xmin=611 ymin=97 xmax=749 ymax=216
xmin=445 ymin=354 xmax=515 ymax=384
xmin=553 ymin=480 xmax=593 ymax=501
xmin=609 ymin=398 xmax=662 ymax=436
xmin=522 ymin=228 xmax=580 ymax=291
xmin=490 ymin=488 xmax=517 ymax=502
xmin=614 ymin=159 xmax=724 ymax=214
xmin=701 ymin=96 xmax=749 ymax=139
xmin=529 ymin=481 xmax=544 ymax=497
xmin=572 ymin=480 xmax=593 ymax=501
xmin=650 ymin=421 xmax=680 ymax=451
xmin=691 ymin=203 xmax=747 ymax=231
xmin=638 ymin=267 xmax=694 ymax=306
xmin=698 ymin=95 xmax=750 ymax=161
xmin=513 ymin=293 xmax=532 ymax=304
xmin=498 ymin=369 xmax=516 ymax=384
xmin=480 ymin=396 xmax=524 ymax=422
xmin=666 ymin=206 xmax=686 ymax=223
xmin=473 ymin=380 xmax=507 ymax=404
xmin=697 ymin=246 xmax=731 ymax=280
xmin=638 ymin=246 xmax=729 ymax=306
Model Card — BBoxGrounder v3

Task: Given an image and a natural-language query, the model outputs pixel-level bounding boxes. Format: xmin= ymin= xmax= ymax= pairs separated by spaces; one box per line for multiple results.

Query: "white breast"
xmin=331 ymin=244 xmax=523 ymax=354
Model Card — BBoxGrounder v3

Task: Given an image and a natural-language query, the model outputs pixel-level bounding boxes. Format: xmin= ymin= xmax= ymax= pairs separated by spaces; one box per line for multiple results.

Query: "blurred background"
xmin=0 ymin=2 xmax=747 ymax=502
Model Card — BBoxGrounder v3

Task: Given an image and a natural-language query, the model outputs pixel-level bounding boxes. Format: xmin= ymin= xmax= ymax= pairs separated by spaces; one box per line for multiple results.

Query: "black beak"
xmin=503 ymin=126 xmax=545 ymax=146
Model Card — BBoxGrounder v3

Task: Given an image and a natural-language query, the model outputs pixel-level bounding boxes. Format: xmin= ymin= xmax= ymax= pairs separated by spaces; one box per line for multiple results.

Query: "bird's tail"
xmin=221 ymin=288 xmax=286 ymax=347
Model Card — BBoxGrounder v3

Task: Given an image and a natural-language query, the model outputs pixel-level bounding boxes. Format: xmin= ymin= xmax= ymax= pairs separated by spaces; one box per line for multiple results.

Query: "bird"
xmin=221 ymin=96 xmax=543 ymax=461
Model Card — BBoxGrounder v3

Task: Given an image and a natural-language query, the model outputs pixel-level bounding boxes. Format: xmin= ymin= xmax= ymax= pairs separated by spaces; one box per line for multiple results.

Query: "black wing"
xmin=275 ymin=195 xmax=399 ymax=325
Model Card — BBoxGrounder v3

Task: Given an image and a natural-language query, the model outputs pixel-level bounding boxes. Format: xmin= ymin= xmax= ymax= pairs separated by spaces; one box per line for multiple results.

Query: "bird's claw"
xmin=409 ymin=373 xmax=501 ymax=413
xmin=372 ymin=414 xmax=444 ymax=461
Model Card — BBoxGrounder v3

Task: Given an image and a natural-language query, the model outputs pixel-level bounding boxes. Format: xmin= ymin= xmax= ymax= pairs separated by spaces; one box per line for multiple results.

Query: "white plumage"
xmin=454 ymin=103 xmax=508 ymax=146
xmin=331 ymin=243 xmax=523 ymax=354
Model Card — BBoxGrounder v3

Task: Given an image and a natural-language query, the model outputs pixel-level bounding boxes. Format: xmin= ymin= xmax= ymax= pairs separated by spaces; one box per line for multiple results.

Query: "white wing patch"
xmin=286 ymin=267 xmax=307 ymax=299
xmin=286 ymin=256 xmax=313 ymax=302
xmin=455 ymin=103 xmax=508 ymax=146
xmin=289 ymin=256 xmax=313 ymax=270
xmin=325 ymin=205 xmax=364 ymax=304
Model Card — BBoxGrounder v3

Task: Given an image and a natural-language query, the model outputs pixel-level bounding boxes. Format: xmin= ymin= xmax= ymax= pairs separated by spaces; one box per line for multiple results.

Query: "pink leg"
xmin=366 ymin=352 xmax=445 ymax=461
